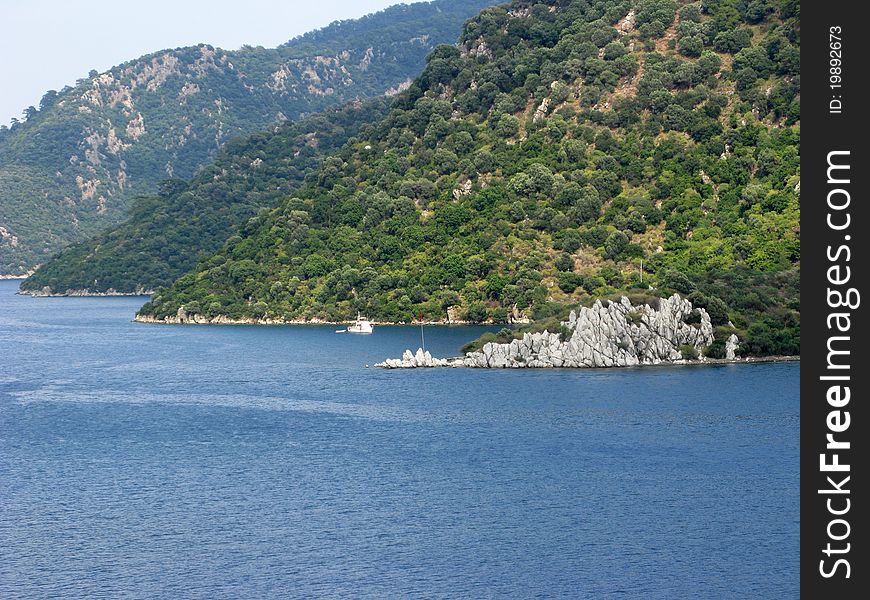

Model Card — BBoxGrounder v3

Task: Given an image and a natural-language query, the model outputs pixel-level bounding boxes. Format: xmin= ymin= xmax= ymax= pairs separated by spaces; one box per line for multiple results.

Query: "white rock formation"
xmin=377 ymin=294 xmax=721 ymax=369
xmin=375 ymin=348 xmax=464 ymax=369
xmin=725 ymin=333 xmax=740 ymax=360
xmin=464 ymin=295 xmax=714 ymax=368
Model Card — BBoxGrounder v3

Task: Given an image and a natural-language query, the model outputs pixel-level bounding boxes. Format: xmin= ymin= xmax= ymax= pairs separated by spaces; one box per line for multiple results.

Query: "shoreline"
xmin=133 ymin=313 xmax=482 ymax=326
xmin=20 ymin=288 xmax=154 ymax=297
xmin=682 ymin=354 xmax=799 ymax=365
xmin=376 ymin=351 xmax=800 ymax=370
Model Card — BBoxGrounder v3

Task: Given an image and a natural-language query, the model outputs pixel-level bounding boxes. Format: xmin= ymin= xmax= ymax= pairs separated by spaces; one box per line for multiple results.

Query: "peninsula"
xmin=377 ymin=294 xmax=743 ymax=369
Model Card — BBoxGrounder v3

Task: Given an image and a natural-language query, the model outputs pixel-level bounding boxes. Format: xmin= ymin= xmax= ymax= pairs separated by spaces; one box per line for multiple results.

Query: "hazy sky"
xmin=0 ymin=0 xmax=420 ymax=125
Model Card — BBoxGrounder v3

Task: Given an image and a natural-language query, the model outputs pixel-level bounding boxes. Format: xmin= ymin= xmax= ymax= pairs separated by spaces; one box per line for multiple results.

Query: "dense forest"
xmin=0 ymin=0 xmax=498 ymax=274
xmin=138 ymin=0 xmax=800 ymax=356
xmin=20 ymin=100 xmax=391 ymax=294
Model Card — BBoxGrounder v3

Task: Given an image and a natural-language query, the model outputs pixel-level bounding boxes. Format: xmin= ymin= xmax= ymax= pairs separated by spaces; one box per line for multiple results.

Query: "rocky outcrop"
xmin=376 ymin=349 xmax=465 ymax=369
xmin=467 ymin=294 xmax=714 ymax=368
xmin=725 ymin=333 xmax=740 ymax=360
xmin=378 ymin=294 xmax=719 ymax=369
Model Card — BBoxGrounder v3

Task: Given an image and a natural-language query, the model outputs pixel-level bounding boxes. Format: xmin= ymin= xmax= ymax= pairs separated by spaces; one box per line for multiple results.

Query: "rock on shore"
xmin=378 ymin=294 xmax=726 ymax=369
xmin=375 ymin=348 xmax=466 ymax=369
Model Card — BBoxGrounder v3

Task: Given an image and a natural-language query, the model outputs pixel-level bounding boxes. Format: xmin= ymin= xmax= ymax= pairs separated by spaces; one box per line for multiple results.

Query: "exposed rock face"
xmin=446 ymin=305 xmax=462 ymax=324
xmin=378 ymin=294 xmax=718 ymax=369
xmin=3 ymin=0 xmax=497 ymax=274
xmin=725 ymin=334 xmax=740 ymax=360
xmin=616 ymin=9 xmax=636 ymax=34
xmin=465 ymin=295 xmax=714 ymax=368
xmin=533 ymin=96 xmax=550 ymax=122
xmin=508 ymin=303 xmax=530 ymax=324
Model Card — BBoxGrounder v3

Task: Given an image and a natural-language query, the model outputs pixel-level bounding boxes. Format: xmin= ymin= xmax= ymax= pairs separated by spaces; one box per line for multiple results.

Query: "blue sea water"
xmin=0 ymin=280 xmax=799 ymax=598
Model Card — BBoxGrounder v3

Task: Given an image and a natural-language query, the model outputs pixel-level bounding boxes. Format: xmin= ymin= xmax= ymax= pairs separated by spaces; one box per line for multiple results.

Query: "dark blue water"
xmin=0 ymin=280 xmax=799 ymax=598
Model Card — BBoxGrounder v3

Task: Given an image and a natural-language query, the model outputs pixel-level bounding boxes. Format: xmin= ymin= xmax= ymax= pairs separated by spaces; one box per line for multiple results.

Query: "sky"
xmin=0 ymin=0 xmax=419 ymax=125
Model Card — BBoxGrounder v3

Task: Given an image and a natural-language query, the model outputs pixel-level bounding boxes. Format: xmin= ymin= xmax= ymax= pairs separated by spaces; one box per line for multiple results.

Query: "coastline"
xmin=133 ymin=313 xmax=479 ymax=326
xmin=682 ymin=354 xmax=799 ymax=365
xmin=134 ymin=310 xmax=800 ymax=368
xmin=375 ymin=350 xmax=800 ymax=369
xmin=20 ymin=288 xmax=154 ymax=297
xmin=137 ymin=313 xmax=799 ymax=369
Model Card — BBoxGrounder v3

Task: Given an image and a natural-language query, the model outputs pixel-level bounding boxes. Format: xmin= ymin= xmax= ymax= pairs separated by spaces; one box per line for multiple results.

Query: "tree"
xmin=713 ymin=28 xmax=752 ymax=54
xmin=660 ymin=270 xmax=695 ymax=294
xmin=465 ymin=302 xmax=488 ymax=323
xmin=485 ymin=273 xmax=507 ymax=298
xmin=493 ymin=113 xmax=520 ymax=138
xmin=679 ymin=36 xmax=703 ymax=58
xmin=604 ymin=230 xmax=630 ymax=260
xmin=558 ymin=272 xmax=583 ymax=293
xmin=39 ymin=90 xmax=58 ymax=111
xmin=526 ymin=163 xmax=555 ymax=196
xmin=603 ymin=41 xmax=627 ymax=61
xmin=441 ymin=254 xmax=466 ymax=283
xmin=555 ymin=253 xmax=574 ymax=272
xmin=735 ymin=67 xmax=759 ymax=91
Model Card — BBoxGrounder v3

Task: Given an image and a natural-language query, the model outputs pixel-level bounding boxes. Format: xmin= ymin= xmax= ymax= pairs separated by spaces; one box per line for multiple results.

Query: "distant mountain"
xmin=138 ymin=0 xmax=800 ymax=357
xmin=0 ymin=0 xmax=499 ymax=274
xmin=20 ymin=99 xmax=391 ymax=294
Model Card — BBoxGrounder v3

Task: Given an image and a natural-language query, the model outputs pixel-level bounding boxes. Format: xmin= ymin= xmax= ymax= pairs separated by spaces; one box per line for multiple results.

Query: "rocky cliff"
xmin=378 ymin=294 xmax=741 ymax=369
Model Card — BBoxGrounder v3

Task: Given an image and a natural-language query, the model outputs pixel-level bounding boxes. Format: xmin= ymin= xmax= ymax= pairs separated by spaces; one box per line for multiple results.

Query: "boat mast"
xmin=419 ymin=310 xmax=425 ymax=353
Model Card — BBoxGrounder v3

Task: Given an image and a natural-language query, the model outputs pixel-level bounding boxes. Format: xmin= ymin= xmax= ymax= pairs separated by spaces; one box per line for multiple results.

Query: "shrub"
xmin=555 ymin=253 xmax=575 ymax=272
xmin=558 ymin=272 xmax=583 ymax=293
xmin=680 ymin=344 xmax=700 ymax=360
xmin=660 ymin=270 xmax=695 ymax=295
xmin=465 ymin=302 xmax=489 ymax=323
xmin=604 ymin=230 xmax=630 ymax=260
xmin=704 ymin=337 xmax=727 ymax=358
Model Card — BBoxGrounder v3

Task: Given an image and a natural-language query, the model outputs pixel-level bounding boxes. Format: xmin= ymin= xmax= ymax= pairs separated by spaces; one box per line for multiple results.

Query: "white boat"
xmin=336 ymin=312 xmax=374 ymax=334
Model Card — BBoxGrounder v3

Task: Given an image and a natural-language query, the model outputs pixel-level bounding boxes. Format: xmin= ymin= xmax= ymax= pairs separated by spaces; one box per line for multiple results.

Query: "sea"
xmin=0 ymin=279 xmax=799 ymax=598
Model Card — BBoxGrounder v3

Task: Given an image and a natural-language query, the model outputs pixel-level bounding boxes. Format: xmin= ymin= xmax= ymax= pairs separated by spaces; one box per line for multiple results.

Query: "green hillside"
xmin=0 ymin=0 xmax=498 ymax=274
xmin=20 ymin=100 xmax=391 ymax=294
xmin=139 ymin=0 xmax=800 ymax=355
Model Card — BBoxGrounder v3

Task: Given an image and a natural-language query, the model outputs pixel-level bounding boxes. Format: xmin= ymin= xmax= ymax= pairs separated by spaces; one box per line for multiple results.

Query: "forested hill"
xmin=0 ymin=0 xmax=499 ymax=275
xmin=140 ymin=0 xmax=800 ymax=356
xmin=20 ymin=99 xmax=392 ymax=295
